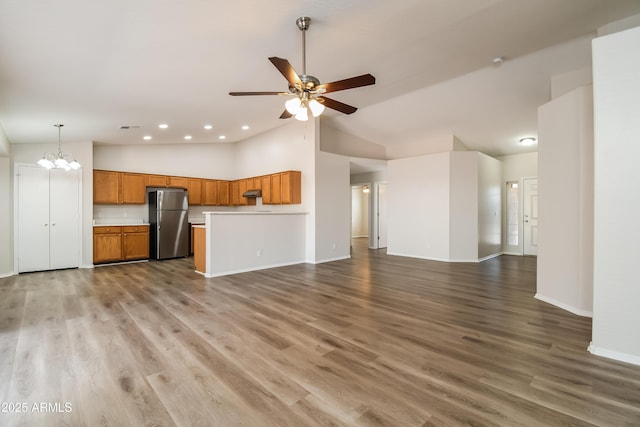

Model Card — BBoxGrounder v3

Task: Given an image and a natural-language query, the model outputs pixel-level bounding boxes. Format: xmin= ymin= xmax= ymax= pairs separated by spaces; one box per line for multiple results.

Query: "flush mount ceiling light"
xmin=229 ymin=17 xmax=375 ymax=122
xmin=204 ymin=124 xmax=213 ymax=130
xmin=520 ymin=137 xmax=537 ymax=146
xmin=158 ymin=123 xmax=168 ymax=129
xmin=37 ymin=124 xmax=81 ymax=171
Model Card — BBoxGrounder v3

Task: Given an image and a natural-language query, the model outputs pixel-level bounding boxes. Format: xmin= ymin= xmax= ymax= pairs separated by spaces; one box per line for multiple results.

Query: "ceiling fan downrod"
xmin=296 ymin=17 xmax=311 ymax=76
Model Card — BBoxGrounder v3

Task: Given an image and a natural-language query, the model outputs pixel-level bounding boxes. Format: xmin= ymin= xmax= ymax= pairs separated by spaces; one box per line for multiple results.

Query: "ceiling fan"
xmin=229 ymin=17 xmax=376 ymax=121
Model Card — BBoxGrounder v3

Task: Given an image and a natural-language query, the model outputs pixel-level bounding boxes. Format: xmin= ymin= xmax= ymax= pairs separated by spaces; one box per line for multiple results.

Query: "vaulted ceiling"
xmin=1 ymin=0 xmax=639 ymax=158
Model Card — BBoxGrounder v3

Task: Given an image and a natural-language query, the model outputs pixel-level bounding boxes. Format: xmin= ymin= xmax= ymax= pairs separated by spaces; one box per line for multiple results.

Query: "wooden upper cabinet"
xmin=168 ymin=176 xmax=188 ymax=189
xmin=146 ymin=174 xmax=167 ymax=187
xmin=262 ymin=171 xmax=301 ymax=205
xmin=202 ymin=179 xmax=218 ymax=205
xmin=121 ymin=173 xmax=147 ymax=204
xmin=187 ymin=178 xmax=202 ymax=205
xmin=270 ymin=173 xmax=282 ymax=204
xmin=281 ymin=171 xmax=301 ymax=204
xmin=93 ymin=169 xmax=300 ymax=206
xmin=261 ymin=175 xmax=272 ymax=204
xmin=94 ymin=170 xmax=121 ymax=204
xmin=229 ymin=180 xmax=240 ymax=206
xmin=202 ymin=179 xmax=230 ymax=206
xmin=217 ymin=181 xmax=230 ymax=206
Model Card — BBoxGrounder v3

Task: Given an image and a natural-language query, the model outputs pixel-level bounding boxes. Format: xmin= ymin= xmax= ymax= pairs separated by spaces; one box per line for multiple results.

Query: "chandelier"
xmin=37 ymin=124 xmax=81 ymax=170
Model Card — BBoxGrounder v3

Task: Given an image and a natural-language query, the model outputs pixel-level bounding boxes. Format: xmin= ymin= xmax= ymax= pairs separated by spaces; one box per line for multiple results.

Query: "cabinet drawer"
xmin=123 ymin=225 xmax=149 ymax=233
xmin=94 ymin=226 xmax=122 ymax=234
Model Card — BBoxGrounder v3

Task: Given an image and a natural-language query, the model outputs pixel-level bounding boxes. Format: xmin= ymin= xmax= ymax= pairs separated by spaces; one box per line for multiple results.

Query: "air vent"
xmin=119 ymin=125 xmax=140 ymax=130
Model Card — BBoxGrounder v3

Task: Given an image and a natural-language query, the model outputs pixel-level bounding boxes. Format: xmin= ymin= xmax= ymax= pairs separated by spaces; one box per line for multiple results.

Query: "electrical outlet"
xmin=256 ymin=249 xmax=262 ymax=256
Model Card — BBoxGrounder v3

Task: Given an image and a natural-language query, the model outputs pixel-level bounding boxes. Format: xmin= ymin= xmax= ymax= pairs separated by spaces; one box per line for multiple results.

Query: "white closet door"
xmin=17 ymin=165 xmax=50 ymax=272
xmin=49 ymin=168 xmax=80 ymax=269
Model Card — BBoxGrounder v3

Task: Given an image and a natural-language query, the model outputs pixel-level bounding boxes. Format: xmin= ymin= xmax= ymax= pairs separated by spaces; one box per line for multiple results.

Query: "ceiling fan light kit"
xmin=229 ymin=17 xmax=375 ymax=121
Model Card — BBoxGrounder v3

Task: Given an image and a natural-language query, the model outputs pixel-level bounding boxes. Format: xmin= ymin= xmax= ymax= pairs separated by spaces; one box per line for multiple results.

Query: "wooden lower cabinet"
xmin=123 ymin=226 xmax=150 ymax=260
xmin=94 ymin=225 xmax=149 ymax=264
xmin=93 ymin=227 xmax=123 ymax=263
xmin=193 ymin=226 xmax=206 ymax=273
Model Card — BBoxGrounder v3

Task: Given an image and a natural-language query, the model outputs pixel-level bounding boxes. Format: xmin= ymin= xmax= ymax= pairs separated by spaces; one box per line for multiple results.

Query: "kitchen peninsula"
xmin=196 ymin=211 xmax=307 ymax=277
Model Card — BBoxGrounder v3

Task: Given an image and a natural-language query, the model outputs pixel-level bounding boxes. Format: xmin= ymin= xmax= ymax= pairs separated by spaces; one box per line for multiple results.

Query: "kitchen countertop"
xmin=202 ymin=211 xmax=307 ymax=215
xmin=93 ymin=220 xmax=149 ymax=227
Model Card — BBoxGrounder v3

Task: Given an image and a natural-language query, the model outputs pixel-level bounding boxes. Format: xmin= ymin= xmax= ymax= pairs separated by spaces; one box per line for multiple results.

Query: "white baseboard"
xmin=588 ymin=342 xmax=640 ymax=366
xmin=386 ymin=251 xmax=502 ymax=263
xmin=534 ymin=293 xmax=593 ymax=317
xmin=309 ymin=255 xmax=351 ymax=265
xmin=386 ymin=251 xmax=450 ymax=262
xmin=0 ymin=271 xmax=17 ymax=278
xmin=205 ymin=259 xmax=307 ymax=278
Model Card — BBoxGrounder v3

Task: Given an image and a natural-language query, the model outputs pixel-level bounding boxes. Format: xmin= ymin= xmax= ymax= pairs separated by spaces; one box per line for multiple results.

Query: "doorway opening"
xmin=351 ymin=185 xmax=369 ymax=246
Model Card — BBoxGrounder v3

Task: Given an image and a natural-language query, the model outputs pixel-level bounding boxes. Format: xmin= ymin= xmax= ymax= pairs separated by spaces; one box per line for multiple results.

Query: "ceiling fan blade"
xmin=279 ymin=110 xmax=293 ymax=119
xmin=269 ymin=57 xmax=302 ymax=87
xmin=229 ymin=91 xmax=284 ymax=96
xmin=317 ymin=74 xmax=376 ymax=94
xmin=318 ymin=96 xmax=358 ymax=115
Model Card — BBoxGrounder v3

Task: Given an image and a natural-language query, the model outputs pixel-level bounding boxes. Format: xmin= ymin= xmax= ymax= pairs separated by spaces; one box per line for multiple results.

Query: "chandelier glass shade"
xmin=37 ymin=124 xmax=81 ymax=171
xmin=285 ymin=97 xmax=325 ymax=122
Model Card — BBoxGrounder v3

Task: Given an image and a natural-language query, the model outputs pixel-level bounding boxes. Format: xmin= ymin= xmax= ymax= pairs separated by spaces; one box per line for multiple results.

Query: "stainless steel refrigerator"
xmin=148 ymin=189 xmax=189 ymax=260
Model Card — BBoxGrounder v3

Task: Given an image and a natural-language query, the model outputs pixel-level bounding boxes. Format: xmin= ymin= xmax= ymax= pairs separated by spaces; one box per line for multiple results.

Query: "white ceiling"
xmin=1 ymin=0 xmax=639 ymax=158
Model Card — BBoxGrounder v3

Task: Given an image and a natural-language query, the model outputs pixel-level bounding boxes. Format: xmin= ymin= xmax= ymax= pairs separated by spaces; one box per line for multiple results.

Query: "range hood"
xmin=242 ymin=189 xmax=262 ymax=198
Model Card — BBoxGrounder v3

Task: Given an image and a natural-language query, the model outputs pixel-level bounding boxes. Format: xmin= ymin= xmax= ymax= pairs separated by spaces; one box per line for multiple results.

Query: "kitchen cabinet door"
xmin=217 ymin=181 xmax=229 ymax=206
xmin=168 ymin=176 xmax=188 ymax=189
xmin=123 ymin=226 xmax=149 ymax=260
xmin=261 ymin=175 xmax=272 ymax=204
xmin=93 ymin=227 xmax=123 ymax=264
xmin=281 ymin=171 xmax=301 ymax=204
xmin=229 ymin=180 xmax=240 ymax=206
xmin=147 ymin=174 xmax=167 ymax=187
xmin=193 ymin=227 xmax=206 ymax=274
xmin=202 ymin=179 xmax=218 ymax=205
xmin=121 ymin=173 xmax=147 ymax=204
xmin=187 ymin=178 xmax=202 ymax=205
xmin=270 ymin=173 xmax=282 ymax=204
xmin=94 ymin=170 xmax=120 ymax=204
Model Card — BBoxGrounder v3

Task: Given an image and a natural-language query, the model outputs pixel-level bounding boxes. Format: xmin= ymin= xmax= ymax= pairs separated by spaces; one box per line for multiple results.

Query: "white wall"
xmin=388 ymin=152 xmax=450 ymax=261
xmin=314 ymin=147 xmax=351 ymax=263
xmin=0 ymin=125 xmax=9 ymax=157
xmin=477 ymin=153 xmax=502 ymax=259
xmin=94 ymin=143 xmax=237 ymax=179
xmin=449 ymin=152 xmax=478 ymax=261
xmin=0 ymin=156 xmax=11 ymax=277
xmin=536 ymin=85 xmax=594 ymax=317
xmin=320 ymin=122 xmax=386 ymax=160
xmin=591 ymin=25 xmax=640 ymax=366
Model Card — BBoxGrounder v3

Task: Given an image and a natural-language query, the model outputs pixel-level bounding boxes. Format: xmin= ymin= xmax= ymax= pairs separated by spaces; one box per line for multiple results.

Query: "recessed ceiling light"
xmin=520 ymin=137 xmax=536 ymax=146
xmin=241 ymin=125 xmax=249 ymax=130
xmin=204 ymin=124 xmax=213 ymax=130
xmin=143 ymin=135 xmax=152 ymax=140
xmin=492 ymin=56 xmax=504 ymax=64
xmin=159 ymin=123 xmax=168 ymax=129
xmin=184 ymin=135 xmax=192 ymax=140
xmin=218 ymin=135 xmax=226 ymax=140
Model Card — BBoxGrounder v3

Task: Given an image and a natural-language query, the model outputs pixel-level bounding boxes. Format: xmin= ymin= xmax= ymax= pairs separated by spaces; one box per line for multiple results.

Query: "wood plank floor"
xmin=1 ymin=238 xmax=639 ymax=426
